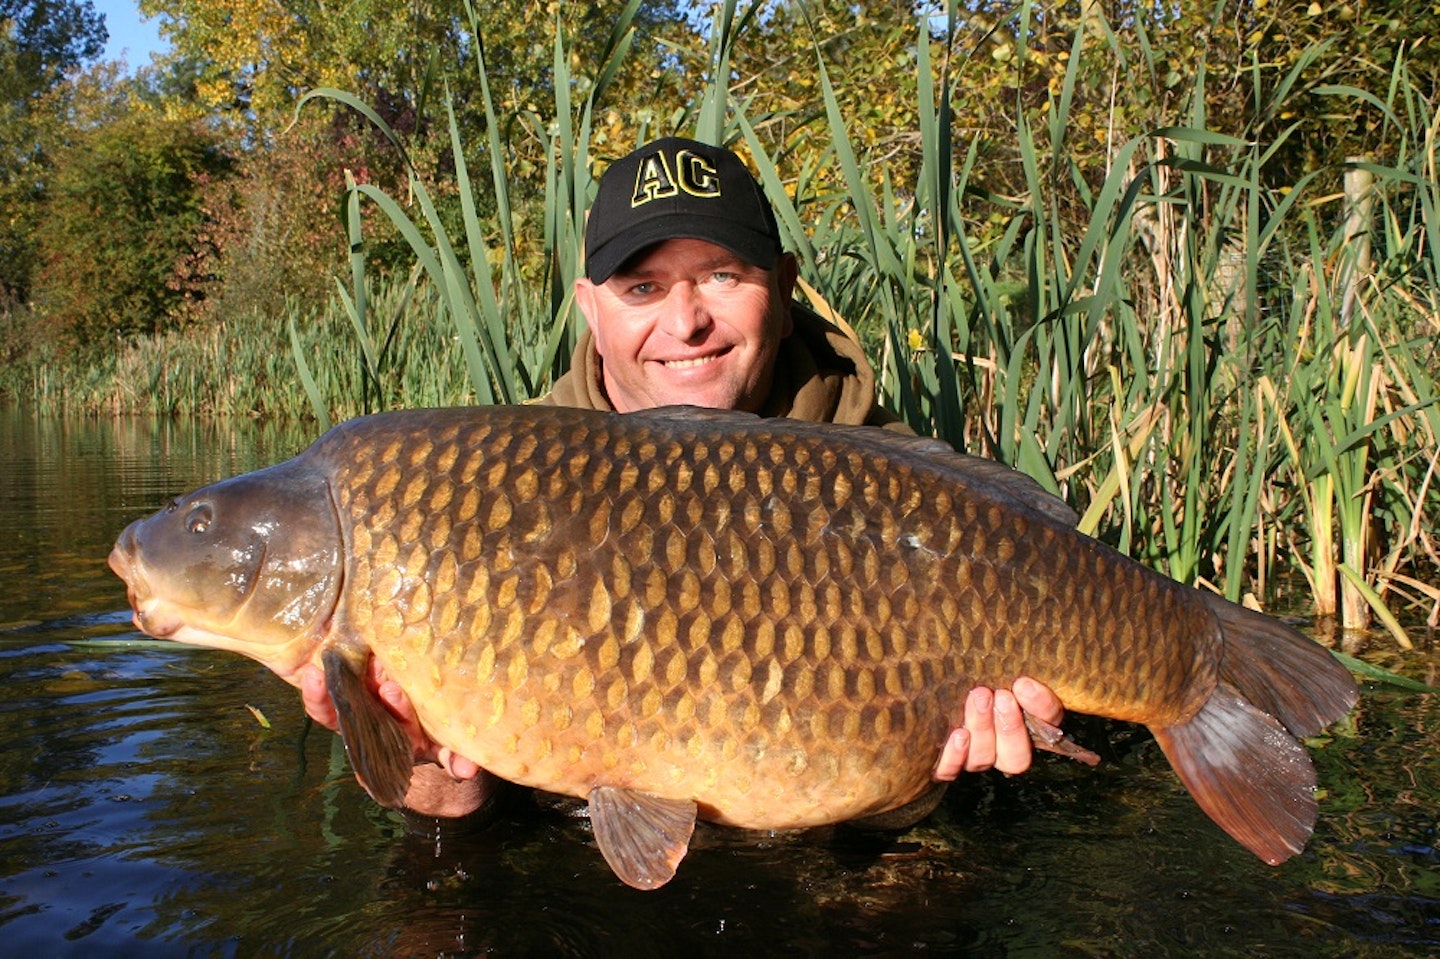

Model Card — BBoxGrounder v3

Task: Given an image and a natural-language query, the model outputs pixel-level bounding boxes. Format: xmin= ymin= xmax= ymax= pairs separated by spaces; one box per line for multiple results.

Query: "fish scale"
xmin=110 ymin=403 xmax=1356 ymax=889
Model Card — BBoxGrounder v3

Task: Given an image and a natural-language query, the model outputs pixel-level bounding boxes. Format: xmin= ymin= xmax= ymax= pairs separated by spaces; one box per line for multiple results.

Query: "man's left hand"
xmin=931 ymin=676 xmax=1063 ymax=780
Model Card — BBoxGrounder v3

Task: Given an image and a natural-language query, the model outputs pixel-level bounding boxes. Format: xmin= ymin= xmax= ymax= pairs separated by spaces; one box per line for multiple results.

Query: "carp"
xmin=108 ymin=405 xmax=1356 ymax=889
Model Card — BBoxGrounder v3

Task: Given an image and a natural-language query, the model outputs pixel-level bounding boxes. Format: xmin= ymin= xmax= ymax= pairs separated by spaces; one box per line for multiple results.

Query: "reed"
xmin=8 ymin=280 xmax=472 ymax=422
xmin=292 ymin=0 xmax=648 ymax=412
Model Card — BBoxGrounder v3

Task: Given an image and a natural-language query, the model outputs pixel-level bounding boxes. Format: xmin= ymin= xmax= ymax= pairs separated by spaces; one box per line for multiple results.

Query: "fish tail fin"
xmin=1199 ymin=592 xmax=1358 ymax=737
xmin=1151 ymin=595 xmax=1357 ymax=865
xmin=1152 ymin=686 xmax=1317 ymax=864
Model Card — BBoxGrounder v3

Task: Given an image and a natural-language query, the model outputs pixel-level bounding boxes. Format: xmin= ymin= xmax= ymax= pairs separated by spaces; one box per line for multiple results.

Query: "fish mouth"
xmin=108 ymin=527 xmax=182 ymax=639
xmin=107 ymin=525 xmax=136 ymax=584
xmin=107 ymin=534 xmax=146 ymax=621
xmin=113 ymin=564 xmax=184 ymax=640
xmin=132 ymin=602 xmax=185 ymax=639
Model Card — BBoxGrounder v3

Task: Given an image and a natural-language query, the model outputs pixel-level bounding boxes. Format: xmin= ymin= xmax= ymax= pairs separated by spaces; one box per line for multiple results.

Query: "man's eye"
xmin=710 ymin=271 xmax=738 ymax=285
xmin=629 ymin=282 xmax=655 ymax=295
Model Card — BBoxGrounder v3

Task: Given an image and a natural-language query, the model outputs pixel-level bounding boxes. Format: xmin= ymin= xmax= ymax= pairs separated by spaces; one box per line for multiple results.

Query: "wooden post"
xmin=1339 ymin=158 xmax=1374 ymax=328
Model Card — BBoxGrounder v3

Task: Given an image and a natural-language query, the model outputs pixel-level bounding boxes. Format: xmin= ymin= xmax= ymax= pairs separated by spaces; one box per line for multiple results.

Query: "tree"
xmin=0 ymin=0 xmax=106 ymax=305
xmin=139 ymin=0 xmax=686 ymax=128
xmin=30 ymin=72 xmax=233 ymax=346
xmin=0 ymin=0 xmax=105 ymax=103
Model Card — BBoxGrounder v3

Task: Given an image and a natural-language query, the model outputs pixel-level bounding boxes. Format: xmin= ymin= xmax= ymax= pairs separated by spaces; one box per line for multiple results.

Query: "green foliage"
xmin=0 ymin=0 xmax=106 ymax=304
xmin=0 ymin=0 xmax=106 ymax=103
xmin=31 ymin=103 xmax=231 ymax=345
xmin=195 ymin=113 xmax=380 ymax=323
xmin=139 ymin=0 xmax=688 ymax=130
xmin=300 ymin=0 xmax=665 ymax=410
xmin=4 ymin=280 xmax=473 ymax=419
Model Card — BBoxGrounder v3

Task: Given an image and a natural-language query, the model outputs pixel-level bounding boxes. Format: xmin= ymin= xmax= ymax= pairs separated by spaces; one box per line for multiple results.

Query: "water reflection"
xmin=0 ymin=406 xmax=1435 ymax=956
xmin=0 ymin=410 xmax=311 ymax=626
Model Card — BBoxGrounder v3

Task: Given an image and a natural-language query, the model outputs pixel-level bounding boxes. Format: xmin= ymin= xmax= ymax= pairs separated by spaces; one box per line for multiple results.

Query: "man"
xmin=301 ymin=137 xmax=1065 ymax=818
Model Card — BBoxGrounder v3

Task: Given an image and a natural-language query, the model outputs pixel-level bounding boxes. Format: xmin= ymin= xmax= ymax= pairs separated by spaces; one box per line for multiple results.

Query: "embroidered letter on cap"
xmin=631 ymin=148 xmax=721 ymax=208
xmin=676 ymin=150 xmax=720 ymax=197
xmin=631 ymin=151 xmax=677 ymax=206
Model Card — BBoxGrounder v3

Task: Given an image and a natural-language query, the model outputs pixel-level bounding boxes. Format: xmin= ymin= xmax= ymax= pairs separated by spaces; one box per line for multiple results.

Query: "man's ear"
xmin=573 ymin=276 xmax=610 ymax=358
xmin=574 ymin=277 xmax=597 ymax=323
xmin=776 ymin=252 xmax=799 ymax=295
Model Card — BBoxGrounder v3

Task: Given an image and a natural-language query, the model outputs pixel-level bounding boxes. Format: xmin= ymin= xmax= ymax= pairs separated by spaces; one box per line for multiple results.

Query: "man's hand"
xmin=931 ymin=677 xmax=1064 ymax=780
xmin=298 ymin=662 xmax=494 ymax=816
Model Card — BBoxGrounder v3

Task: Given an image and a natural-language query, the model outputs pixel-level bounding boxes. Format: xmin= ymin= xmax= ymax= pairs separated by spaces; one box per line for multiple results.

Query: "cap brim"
xmin=586 ymin=214 xmax=780 ymax=283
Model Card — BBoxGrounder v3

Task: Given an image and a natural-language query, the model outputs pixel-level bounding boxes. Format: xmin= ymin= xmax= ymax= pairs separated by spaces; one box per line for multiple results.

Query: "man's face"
xmin=574 ymin=238 xmax=796 ymax=414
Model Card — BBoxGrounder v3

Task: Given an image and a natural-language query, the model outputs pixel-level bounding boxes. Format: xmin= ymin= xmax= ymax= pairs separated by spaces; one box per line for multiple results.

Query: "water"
xmin=0 ymin=405 xmax=1436 ymax=957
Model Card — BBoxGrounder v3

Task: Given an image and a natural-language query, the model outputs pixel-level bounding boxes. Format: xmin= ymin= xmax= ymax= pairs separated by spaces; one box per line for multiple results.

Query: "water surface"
xmin=0 ymin=406 xmax=1435 ymax=957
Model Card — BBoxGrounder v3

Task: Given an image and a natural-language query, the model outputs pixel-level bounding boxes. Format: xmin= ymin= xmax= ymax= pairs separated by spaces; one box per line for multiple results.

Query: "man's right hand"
xmin=298 ymin=663 xmax=498 ymax=817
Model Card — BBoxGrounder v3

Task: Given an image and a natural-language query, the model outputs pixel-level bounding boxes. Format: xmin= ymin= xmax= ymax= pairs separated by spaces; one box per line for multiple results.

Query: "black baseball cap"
xmin=583 ymin=137 xmax=783 ymax=283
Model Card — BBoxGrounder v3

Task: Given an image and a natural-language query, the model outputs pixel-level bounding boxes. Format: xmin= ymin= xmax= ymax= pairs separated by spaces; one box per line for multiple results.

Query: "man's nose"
xmin=658 ymin=283 xmax=712 ymax=341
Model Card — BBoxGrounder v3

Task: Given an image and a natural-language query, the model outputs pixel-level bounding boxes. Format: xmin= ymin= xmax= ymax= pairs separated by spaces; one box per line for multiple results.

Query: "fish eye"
xmin=185 ymin=504 xmax=213 ymax=534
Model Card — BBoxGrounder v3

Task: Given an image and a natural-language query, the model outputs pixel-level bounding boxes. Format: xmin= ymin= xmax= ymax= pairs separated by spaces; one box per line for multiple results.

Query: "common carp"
xmin=108 ymin=405 xmax=1356 ymax=889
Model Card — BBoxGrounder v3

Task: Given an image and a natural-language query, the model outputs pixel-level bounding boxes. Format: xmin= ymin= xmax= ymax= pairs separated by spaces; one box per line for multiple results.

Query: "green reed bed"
xmin=13 ymin=278 xmax=475 ymax=422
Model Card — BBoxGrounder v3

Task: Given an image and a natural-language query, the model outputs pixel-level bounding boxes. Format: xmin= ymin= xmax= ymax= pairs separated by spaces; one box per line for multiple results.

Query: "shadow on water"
xmin=0 ymin=406 xmax=1436 ymax=957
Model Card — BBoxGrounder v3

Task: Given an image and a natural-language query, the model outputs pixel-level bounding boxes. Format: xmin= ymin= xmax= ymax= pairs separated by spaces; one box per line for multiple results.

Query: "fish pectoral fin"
xmin=1024 ymin=714 xmax=1101 ymax=767
xmin=587 ymin=786 xmax=697 ymax=891
xmin=322 ymin=647 xmax=413 ymax=810
xmin=1151 ymin=683 xmax=1317 ymax=866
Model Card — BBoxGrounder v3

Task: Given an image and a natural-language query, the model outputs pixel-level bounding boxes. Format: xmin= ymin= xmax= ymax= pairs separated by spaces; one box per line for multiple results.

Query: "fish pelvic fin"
xmin=1151 ymin=685 xmax=1318 ymax=865
xmin=322 ymin=646 xmax=413 ymax=810
xmin=1200 ymin=592 xmax=1358 ymax=737
xmin=588 ymin=786 xmax=698 ymax=890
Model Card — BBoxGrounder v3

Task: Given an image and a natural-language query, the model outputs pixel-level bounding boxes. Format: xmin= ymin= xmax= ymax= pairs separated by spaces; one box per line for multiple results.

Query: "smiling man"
xmin=550 ymin=137 xmax=901 ymax=428
xmin=302 ymin=137 xmax=1065 ymax=819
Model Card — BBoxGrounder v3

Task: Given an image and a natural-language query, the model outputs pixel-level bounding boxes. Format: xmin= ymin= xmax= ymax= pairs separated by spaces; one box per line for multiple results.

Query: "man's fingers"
xmin=377 ymin=680 xmax=418 ymax=724
xmin=1013 ymin=675 xmax=1064 ymax=726
xmin=298 ymin=665 xmax=339 ymax=729
xmin=937 ymin=680 xmax=1066 ymax=779
xmin=437 ymin=748 xmax=481 ymax=782
xmin=376 ymin=680 xmax=440 ymax=761
xmin=932 ymin=727 xmax=970 ymax=782
xmin=961 ymin=686 xmax=997 ymax=771
xmin=990 ymin=689 xmax=1033 ymax=775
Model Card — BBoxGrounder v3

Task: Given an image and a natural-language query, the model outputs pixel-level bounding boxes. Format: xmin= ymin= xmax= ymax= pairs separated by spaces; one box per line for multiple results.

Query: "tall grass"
xmin=12 ymin=279 xmax=475 ymax=421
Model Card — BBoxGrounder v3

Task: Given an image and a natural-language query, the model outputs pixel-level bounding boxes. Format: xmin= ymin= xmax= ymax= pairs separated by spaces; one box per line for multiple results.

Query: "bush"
xmin=31 ymin=108 xmax=233 ymax=346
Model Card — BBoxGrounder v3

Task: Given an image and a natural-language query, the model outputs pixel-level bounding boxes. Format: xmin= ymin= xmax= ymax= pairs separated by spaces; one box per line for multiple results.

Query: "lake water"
xmin=0 ymin=405 xmax=1436 ymax=957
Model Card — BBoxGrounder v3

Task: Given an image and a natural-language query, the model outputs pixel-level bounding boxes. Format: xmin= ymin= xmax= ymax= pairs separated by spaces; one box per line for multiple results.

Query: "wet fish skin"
xmin=109 ymin=404 xmax=1357 ymax=888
